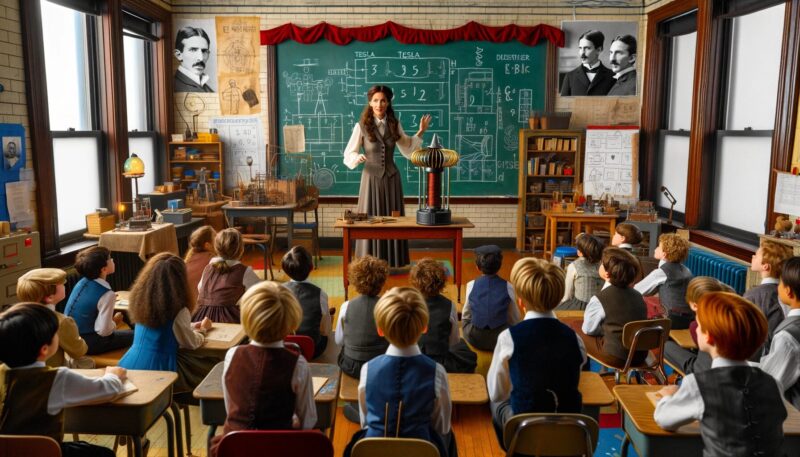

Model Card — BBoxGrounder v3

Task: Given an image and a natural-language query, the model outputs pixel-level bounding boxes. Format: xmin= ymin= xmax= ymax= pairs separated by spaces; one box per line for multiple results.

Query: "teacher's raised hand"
xmin=416 ymin=114 xmax=432 ymax=137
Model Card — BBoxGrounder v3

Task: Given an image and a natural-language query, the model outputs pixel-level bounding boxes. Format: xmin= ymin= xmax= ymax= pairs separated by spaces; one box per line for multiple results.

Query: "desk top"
xmin=334 ymin=216 xmax=474 ymax=230
xmin=73 ymin=369 xmax=177 ymax=407
xmin=222 ymin=203 xmax=296 ymax=211
xmin=200 ymin=323 xmax=247 ymax=351
xmin=555 ymin=310 xmax=585 ymax=320
xmin=669 ymin=329 xmax=697 ymax=350
xmin=193 ymin=361 xmax=340 ymax=403
xmin=579 ymin=372 xmax=615 ymax=406
xmin=339 ymin=372 xmax=488 ymax=404
xmin=541 ymin=211 xmax=618 ymax=220
xmin=114 ymin=291 xmax=130 ymax=311
xmin=98 ymin=223 xmax=178 ymax=260
xmin=614 ymin=385 xmax=800 ymax=436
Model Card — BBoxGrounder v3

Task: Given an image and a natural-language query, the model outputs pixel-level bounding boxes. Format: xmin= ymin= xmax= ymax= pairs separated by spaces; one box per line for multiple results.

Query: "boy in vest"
xmin=210 ymin=282 xmax=316 ymax=457
xmin=761 ymin=256 xmax=800 ymax=409
xmin=0 ymin=303 xmax=126 ymax=457
xmin=65 ymin=246 xmax=132 ymax=354
xmin=612 ymin=223 xmax=644 ymax=282
xmin=462 ymin=245 xmax=519 ymax=351
xmin=747 ymin=238 xmax=792 ymax=340
xmin=488 ymin=258 xmax=585 ymax=448
xmin=655 ymin=292 xmax=787 ymax=456
xmin=282 ymin=246 xmax=331 ymax=359
xmin=17 ymin=268 xmax=91 ymax=368
xmin=343 ymin=287 xmax=456 ymax=457
xmin=635 ymin=233 xmax=694 ymax=329
xmin=582 ymin=247 xmax=648 ymax=366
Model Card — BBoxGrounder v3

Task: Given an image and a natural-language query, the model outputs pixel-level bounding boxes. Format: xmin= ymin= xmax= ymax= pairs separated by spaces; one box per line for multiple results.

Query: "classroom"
xmin=1 ymin=0 xmax=799 ymax=456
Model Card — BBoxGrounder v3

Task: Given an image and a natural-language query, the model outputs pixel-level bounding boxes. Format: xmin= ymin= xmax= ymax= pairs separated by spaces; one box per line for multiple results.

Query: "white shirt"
xmin=173 ymin=308 xmax=205 ymax=349
xmin=462 ymin=279 xmax=520 ymax=325
xmin=614 ymin=66 xmax=636 ymax=80
xmin=288 ymin=279 xmax=332 ymax=337
xmin=357 ymin=344 xmax=451 ymax=435
xmin=561 ymin=262 xmax=578 ymax=303
xmin=177 ymin=65 xmax=210 ymax=88
xmin=653 ymin=358 xmax=766 ymax=430
xmin=197 ymin=257 xmax=261 ymax=292
xmin=10 ymin=361 xmax=123 ymax=415
xmin=761 ymin=308 xmax=800 ymax=393
xmin=581 ymin=281 xmax=612 ymax=335
xmin=342 ymin=119 xmax=423 ymax=170
xmin=222 ymin=341 xmax=317 ymax=430
xmin=487 ymin=311 xmax=587 ymax=404
xmin=94 ymin=278 xmax=117 ymax=336
xmin=334 ymin=299 xmax=354 ymax=346
xmin=634 ymin=259 xmax=668 ymax=296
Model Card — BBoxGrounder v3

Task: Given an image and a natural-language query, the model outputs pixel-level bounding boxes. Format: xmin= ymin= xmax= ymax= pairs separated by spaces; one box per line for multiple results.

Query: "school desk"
xmin=193 ymin=361 xmax=341 ymax=447
xmin=613 ymin=384 xmax=800 ymax=457
xmin=669 ymin=329 xmax=696 ymax=349
xmin=114 ymin=291 xmax=129 ymax=312
xmin=339 ymin=372 xmax=487 ymax=404
xmin=334 ymin=216 xmax=474 ymax=302
xmin=222 ymin=203 xmax=297 ymax=246
xmin=541 ymin=210 xmax=618 ymax=259
xmin=65 ymin=369 xmax=178 ymax=457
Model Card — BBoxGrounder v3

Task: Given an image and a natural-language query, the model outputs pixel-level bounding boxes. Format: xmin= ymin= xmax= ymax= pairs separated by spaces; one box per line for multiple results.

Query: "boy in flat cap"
xmin=17 ymin=268 xmax=90 ymax=367
xmin=462 ymin=245 xmax=520 ymax=351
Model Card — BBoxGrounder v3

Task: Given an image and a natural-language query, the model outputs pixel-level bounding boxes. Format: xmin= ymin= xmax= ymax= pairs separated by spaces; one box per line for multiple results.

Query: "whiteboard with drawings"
xmin=582 ymin=127 xmax=639 ymax=198
xmin=774 ymin=171 xmax=800 ymax=216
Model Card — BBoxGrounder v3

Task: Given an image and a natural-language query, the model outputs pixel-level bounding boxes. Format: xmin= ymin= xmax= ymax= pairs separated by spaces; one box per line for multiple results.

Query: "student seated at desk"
xmin=210 ymin=281 xmax=317 ymax=457
xmin=557 ymin=234 xmax=604 ymax=311
xmin=410 ymin=258 xmax=477 ymax=373
xmin=488 ymin=258 xmax=585 ymax=448
xmin=119 ymin=254 xmax=212 ymax=380
xmin=17 ymin=268 xmax=89 ymax=368
xmin=344 ymin=287 xmax=456 ymax=457
xmin=193 ymin=229 xmax=261 ymax=324
xmin=582 ymin=247 xmax=648 ymax=366
xmin=664 ymin=277 xmax=733 ymax=376
xmin=184 ymin=225 xmax=217 ymax=303
xmin=282 ymin=246 xmax=331 ymax=360
xmin=747 ymin=238 xmax=792 ymax=344
xmin=65 ymin=246 xmax=133 ymax=355
xmin=0 ymin=303 xmax=126 ymax=457
xmin=761 ymin=256 xmax=800 ymax=410
xmin=634 ymin=234 xmax=694 ymax=329
xmin=462 ymin=245 xmax=520 ymax=351
xmin=654 ymin=292 xmax=786 ymax=456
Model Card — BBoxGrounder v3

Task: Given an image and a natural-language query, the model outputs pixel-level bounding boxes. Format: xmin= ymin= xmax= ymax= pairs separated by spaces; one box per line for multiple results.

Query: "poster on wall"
xmin=209 ymin=115 xmax=265 ymax=190
xmin=215 ymin=16 xmax=261 ymax=115
xmin=558 ymin=21 xmax=638 ymax=97
xmin=173 ymin=18 xmax=218 ymax=93
xmin=0 ymin=124 xmax=26 ymax=224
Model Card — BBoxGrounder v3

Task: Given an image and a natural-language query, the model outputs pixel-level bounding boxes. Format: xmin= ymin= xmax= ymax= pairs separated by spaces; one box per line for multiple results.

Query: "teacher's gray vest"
xmin=773 ymin=315 xmax=800 ymax=409
xmin=573 ymin=258 xmax=603 ymax=302
xmin=360 ymin=121 xmax=398 ymax=178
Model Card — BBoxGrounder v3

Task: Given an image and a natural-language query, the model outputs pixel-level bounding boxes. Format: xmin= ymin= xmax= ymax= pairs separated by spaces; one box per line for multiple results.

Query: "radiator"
xmin=685 ymin=247 xmax=748 ymax=295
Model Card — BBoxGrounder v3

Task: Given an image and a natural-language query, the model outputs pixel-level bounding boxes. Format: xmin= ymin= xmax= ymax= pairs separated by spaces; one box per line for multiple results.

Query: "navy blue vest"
xmin=64 ymin=277 xmax=110 ymax=335
xmin=365 ymin=354 xmax=436 ymax=441
xmin=469 ymin=275 xmax=511 ymax=329
xmin=508 ymin=318 xmax=583 ymax=414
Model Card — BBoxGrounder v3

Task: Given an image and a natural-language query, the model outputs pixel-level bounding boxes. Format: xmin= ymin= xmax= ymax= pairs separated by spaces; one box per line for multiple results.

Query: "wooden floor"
xmin=74 ymin=247 xmax=525 ymax=457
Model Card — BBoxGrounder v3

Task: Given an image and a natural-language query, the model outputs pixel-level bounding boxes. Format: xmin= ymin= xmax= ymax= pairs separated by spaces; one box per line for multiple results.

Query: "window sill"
xmin=42 ymin=237 xmax=98 ymax=269
xmin=687 ymin=230 xmax=757 ymax=262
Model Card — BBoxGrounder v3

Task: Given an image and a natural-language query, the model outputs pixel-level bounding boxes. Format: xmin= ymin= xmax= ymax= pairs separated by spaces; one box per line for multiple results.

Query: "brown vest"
xmin=186 ymin=251 xmax=214 ymax=302
xmin=597 ymin=285 xmax=648 ymax=363
xmin=0 ymin=364 xmax=63 ymax=441
xmin=197 ymin=262 xmax=247 ymax=306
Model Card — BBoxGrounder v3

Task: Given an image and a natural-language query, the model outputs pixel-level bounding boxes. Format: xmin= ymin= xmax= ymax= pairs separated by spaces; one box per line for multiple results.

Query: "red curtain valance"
xmin=260 ymin=21 xmax=564 ymax=47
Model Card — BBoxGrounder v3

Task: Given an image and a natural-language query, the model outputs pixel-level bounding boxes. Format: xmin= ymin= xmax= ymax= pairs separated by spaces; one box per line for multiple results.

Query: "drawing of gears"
xmin=223 ymin=40 xmax=255 ymax=73
xmin=313 ymin=168 xmax=335 ymax=190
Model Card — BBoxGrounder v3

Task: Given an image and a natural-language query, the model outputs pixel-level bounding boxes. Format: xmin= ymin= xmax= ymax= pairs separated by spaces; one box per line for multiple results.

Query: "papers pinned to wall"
xmin=210 ymin=115 xmax=265 ymax=187
xmin=282 ymin=125 xmax=306 ymax=153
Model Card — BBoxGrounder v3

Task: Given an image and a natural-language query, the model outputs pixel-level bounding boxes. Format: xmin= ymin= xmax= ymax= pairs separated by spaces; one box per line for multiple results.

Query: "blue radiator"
xmin=685 ymin=248 xmax=748 ymax=295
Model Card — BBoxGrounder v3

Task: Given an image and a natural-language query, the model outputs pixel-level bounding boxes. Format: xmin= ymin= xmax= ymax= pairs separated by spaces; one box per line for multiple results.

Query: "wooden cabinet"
xmin=167 ymin=141 xmax=225 ymax=194
xmin=517 ymin=129 xmax=584 ymax=252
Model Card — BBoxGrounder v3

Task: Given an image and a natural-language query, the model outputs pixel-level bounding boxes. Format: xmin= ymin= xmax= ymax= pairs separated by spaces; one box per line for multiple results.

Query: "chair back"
xmin=502 ymin=413 xmax=598 ymax=457
xmin=285 ymin=334 xmax=315 ymax=360
xmin=217 ymin=430 xmax=332 ymax=457
xmin=351 ymin=437 xmax=439 ymax=457
xmin=621 ymin=318 xmax=671 ymax=371
xmin=0 ymin=435 xmax=61 ymax=457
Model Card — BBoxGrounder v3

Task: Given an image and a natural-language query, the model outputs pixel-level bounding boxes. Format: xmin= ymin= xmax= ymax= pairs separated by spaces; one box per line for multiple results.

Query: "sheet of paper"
xmin=283 ymin=125 xmax=306 ymax=153
xmin=5 ymin=180 xmax=34 ymax=226
xmin=774 ymin=171 xmax=800 ymax=216
xmin=312 ymin=376 xmax=328 ymax=396
xmin=210 ymin=116 xmax=265 ymax=188
xmin=205 ymin=324 xmax=240 ymax=343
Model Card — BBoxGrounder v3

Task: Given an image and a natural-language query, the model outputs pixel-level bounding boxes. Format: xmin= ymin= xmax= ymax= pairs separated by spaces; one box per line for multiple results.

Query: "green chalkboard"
xmin=276 ymin=38 xmax=546 ymax=196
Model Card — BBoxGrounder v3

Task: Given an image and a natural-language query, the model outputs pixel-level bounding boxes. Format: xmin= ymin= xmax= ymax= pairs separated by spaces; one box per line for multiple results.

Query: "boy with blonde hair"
xmin=635 ymin=233 xmax=694 ymax=328
xmin=748 ymin=238 xmax=793 ymax=339
xmin=487 ymin=258 xmax=585 ymax=447
xmin=210 ymin=281 xmax=317 ymax=456
xmin=344 ymin=287 xmax=456 ymax=457
xmin=17 ymin=268 xmax=89 ymax=367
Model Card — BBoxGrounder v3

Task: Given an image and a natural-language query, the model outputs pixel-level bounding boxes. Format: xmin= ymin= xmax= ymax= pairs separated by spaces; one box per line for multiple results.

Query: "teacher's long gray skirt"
xmin=354 ymin=170 xmax=410 ymax=268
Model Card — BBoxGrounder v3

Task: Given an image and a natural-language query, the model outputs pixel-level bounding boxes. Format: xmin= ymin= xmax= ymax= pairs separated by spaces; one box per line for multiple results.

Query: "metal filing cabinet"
xmin=0 ymin=231 xmax=40 ymax=310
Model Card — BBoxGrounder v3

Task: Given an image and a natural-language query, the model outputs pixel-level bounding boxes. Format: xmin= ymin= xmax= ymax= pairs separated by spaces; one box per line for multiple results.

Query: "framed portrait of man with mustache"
xmin=174 ymin=20 xmax=218 ymax=93
xmin=558 ymin=21 xmax=638 ymax=97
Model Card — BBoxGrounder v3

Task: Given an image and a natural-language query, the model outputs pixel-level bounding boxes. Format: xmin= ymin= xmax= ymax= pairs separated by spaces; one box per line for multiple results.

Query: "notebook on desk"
xmin=312 ymin=377 xmax=327 ymax=396
xmin=204 ymin=324 xmax=241 ymax=343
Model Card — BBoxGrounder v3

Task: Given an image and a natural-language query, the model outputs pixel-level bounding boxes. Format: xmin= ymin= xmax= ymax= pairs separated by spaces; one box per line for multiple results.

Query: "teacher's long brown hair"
xmin=359 ymin=85 xmax=401 ymax=143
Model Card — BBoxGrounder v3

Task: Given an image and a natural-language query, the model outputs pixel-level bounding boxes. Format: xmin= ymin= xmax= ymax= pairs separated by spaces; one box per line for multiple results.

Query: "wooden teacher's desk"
xmin=614 ymin=385 xmax=800 ymax=457
xmin=334 ymin=216 xmax=474 ymax=302
xmin=541 ymin=210 xmax=617 ymax=259
xmin=65 ymin=370 xmax=178 ymax=457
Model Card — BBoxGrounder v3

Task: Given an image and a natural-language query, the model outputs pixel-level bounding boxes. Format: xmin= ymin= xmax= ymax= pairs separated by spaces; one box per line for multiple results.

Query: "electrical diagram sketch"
xmin=582 ymin=128 xmax=638 ymax=198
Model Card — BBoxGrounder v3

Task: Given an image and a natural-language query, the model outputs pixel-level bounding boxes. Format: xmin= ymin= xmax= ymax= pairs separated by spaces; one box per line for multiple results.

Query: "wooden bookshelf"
xmin=167 ymin=141 xmax=225 ymax=194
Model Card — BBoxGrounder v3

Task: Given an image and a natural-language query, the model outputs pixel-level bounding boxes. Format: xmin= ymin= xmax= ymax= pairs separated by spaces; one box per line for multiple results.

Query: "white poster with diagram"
xmin=209 ymin=115 xmax=265 ymax=189
xmin=583 ymin=126 xmax=639 ymax=198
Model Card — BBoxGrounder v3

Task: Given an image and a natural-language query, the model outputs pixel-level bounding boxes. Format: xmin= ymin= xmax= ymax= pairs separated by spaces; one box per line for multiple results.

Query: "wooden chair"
xmin=234 ymin=220 xmax=275 ymax=280
xmin=216 ymin=430 xmax=333 ymax=457
xmin=351 ymin=437 xmax=440 ymax=457
xmin=501 ymin=413 xmax=598 ymax=457
xmin=593 ymin=318 xmax=671 ymax=384
xmin=0 ymin=435 xmax=61 ymax=457
xmin=285 ymin=334 xmax=315 ymax=360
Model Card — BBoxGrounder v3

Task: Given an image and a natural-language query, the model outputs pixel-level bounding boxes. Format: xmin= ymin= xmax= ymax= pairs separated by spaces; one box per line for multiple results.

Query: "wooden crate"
xmin=86 ymin=213 xmax=115 ymax=235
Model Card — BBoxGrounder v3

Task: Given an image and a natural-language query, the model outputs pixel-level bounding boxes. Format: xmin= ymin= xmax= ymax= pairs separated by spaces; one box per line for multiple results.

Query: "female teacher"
xmin=343 ymin=85 xmax=431 ymax=268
